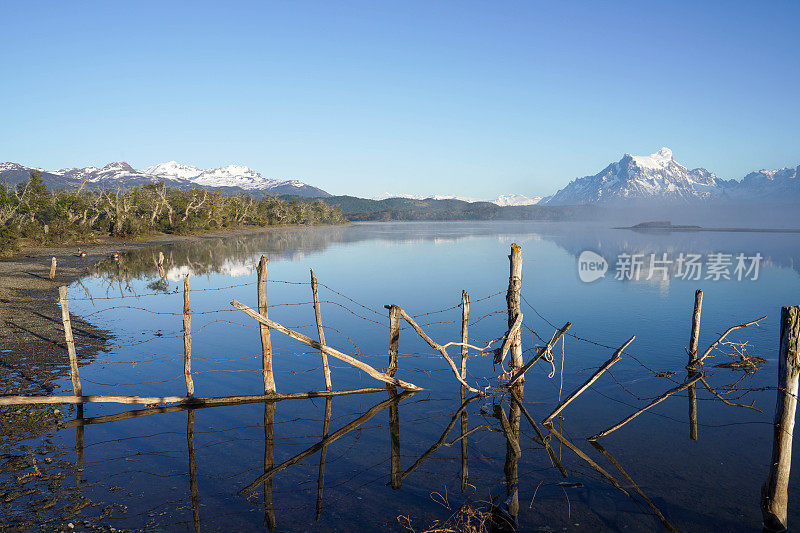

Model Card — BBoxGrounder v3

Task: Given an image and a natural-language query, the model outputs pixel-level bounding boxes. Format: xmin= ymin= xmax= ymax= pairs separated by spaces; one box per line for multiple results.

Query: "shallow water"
xmin=5 ymin=221 xmax=800 ymax=531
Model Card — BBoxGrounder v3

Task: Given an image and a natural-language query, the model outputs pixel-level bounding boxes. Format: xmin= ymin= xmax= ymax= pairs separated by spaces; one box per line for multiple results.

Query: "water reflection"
xmin=87 ymin=223 xmax=800 ymax=293
xmin=6 ymin=222 xmax=798 ymax=531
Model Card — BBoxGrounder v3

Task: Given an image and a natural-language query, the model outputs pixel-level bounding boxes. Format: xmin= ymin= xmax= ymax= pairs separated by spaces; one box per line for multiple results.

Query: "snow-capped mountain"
xmin=494 ymin=194 xmax=543 ymax=206
xmin=143 ymin=161 xmax=204 ymax=181
xmin=374 ymin=193 xmax=543 ymax=206
xmin=0 ymin=160 xmax=330 ymax=197
xmin=546 ymin=148 xmax=724 ymax=205
xmin=144 ymin=162 xmax=331 ymax=196
xmin=723 ymin=165 xmax=800 ymax=201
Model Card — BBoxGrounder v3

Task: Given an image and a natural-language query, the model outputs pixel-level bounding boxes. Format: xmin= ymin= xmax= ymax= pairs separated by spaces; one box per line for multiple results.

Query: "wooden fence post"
xmin=187 ymin=409 xmax=200 ymax=533
xmin=688 ymin=289 xmax=703 ymax=363
xmin=507 ymin=244 xmax=523 ymax=375
xmin=157 ymin=251 xmax=166 ymax=279
xmin=762 ymin=305 xmax=800 ymax=531
xmin=460 ymin=290 xmax=470 ymax=493
xmin=387 ymin=305 xmax=400 ymax=378
xmin=311 ymin=269 xmax=332 ymax=391
xmin=264 ymin=401 xmax=277 ymax=530
xmin=183 ymin=276 xmax=194 ymax=397
xmin=461 ymin=291 xmax=469 ymax=379
xmin=316 ymin=397 xmax=332 ymax=519
xmin=58 ymin=286 xmax=81 ymax=397
xmin=257 ymin=256 xmax=276 ymax=393
xmin=49 ymin=257 xmax=57 ymax=280
xmin=688 ymin=289 xmax=702 ymax=441
xmin=388 ymin=387 xmax=401 ymax=490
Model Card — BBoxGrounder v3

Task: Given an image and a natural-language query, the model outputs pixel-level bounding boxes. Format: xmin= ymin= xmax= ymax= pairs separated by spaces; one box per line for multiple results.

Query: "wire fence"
xmin=0 ymin=246 xmax=786 ymax=533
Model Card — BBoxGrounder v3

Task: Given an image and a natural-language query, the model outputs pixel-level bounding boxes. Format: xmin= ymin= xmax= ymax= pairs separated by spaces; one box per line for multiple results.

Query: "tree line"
xmin=0 ymin=172 xmax=346 ymax=255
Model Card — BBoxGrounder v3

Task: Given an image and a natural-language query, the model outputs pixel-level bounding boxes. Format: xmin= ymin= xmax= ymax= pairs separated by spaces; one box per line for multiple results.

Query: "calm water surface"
xmin=10 ymin=221 xmax=800 ymax=531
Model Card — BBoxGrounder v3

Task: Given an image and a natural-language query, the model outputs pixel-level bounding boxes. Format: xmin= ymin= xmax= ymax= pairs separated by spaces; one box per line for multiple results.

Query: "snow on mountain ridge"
xmin=143 ymin=161 xmax=203 ymax=181
xmin=546 ymin=148 xmax=725 ymax=205
xmin=374 ymin=193 xmax=542 ymax=206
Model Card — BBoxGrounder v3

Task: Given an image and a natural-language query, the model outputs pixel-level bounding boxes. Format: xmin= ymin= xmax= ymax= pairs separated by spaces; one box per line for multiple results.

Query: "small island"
xmin=617 ymin=221 xmax=800 ymax=234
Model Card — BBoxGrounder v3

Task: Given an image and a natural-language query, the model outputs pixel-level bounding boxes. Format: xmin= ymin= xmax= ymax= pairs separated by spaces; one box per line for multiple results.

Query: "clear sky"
xmin=1 ymin=1 xmax=798 ymax=198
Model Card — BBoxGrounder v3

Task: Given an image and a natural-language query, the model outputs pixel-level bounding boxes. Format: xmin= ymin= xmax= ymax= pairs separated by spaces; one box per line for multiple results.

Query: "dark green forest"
xmin=283 ymin=195 xmax=604 ymax=221
xmin=0 ymin=172 xmax=346 ymax=255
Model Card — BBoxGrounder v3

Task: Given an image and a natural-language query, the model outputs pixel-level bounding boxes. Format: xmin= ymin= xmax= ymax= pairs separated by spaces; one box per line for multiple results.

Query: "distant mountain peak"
xmin=547 ymin=148 xmax=720 ymax=205
xmin=546 ymin=148 xmax=799 ymax=205
xmin=102 ymin=162 xmax=135 ymax=172
xmin=629 ymin=147 xmax=675 ymax=170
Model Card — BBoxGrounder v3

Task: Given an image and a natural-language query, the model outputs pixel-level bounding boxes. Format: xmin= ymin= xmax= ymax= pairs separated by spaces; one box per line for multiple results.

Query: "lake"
xmin=5 ymin=221 xmax=800 ymax=532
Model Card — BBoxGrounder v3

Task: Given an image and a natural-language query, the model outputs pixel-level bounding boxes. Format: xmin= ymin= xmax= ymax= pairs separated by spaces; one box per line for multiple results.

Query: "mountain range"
xmin=0 ymin=161 xmax=330 ymax=198
xmin=373 ymin=192 xmax=543 ymax=206
xmin=2 ymin=149 xmax=798 ymax=206
xmin=544 ymin=148 xmax=799 ymax=205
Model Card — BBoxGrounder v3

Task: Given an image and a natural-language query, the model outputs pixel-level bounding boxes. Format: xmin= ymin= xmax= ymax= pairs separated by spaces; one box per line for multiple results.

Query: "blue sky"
xmin=1 ymin=1 xmax=798 ymax=198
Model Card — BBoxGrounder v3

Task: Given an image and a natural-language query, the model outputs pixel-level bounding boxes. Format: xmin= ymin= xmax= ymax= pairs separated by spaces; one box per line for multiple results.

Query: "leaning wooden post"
xmin=761 ymin=305 xmax=800 ymax=532
xmin=49 ymin=257 xmax=57 ymax=280
xmin=461 ymin=291 xmax=469 ymax=379
xmin=311 ymin=269 xmax=332 ymax=391
xmin=183 ymin=276 xmax=194 ymax=398
xmin=688 ymin=289 xmax=702 ymax=441
xmin=58 ymin=286 xmax=81 ymax=397
xmin=257 ymin=256 xmax=276 ymax=393
xmin=506 ymin=244 xmax=524 ymax=375
xmin=387 ymin=305 xmax=400 ymax=378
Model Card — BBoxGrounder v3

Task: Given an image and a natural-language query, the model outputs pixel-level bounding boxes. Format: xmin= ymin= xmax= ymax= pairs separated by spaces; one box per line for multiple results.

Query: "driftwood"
xmin=257 ymin=256 xmax=275 ymax=393
xmin=507 ymin=322 xmax=572 ymax=386
xmin=700 ymin=376 xmax=762 ymax=412
xmin=393 ymin=306 xmax=482 ymax=394
xmin=589 ymin=373 xmax=703 ymax=440
xmin=1 ymin=387 xmax=387 ymax=407
xmin=58 ymin=286 xmax=81 ymax=397
xmin=494 ymin=313 xmax=523 ymax=365
xmin=589 ymin=440 xmax=677 ymax=532
xmin=762 ymin=305 xmax=800 ymax=531
xmin=543 ymin=423 xmax=630 ymax=497
xmin=691 ymin=315 xmax=766 ymax=368
xmin=241 ymin=390 xmax=417 ymax=494
xmin=232 ymin=299 xmax=422 ymax=391
xmin=311 ymin=269 xmax=332 ymax=391
xmin=542 ymin=335 xmax=634 ymax=425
